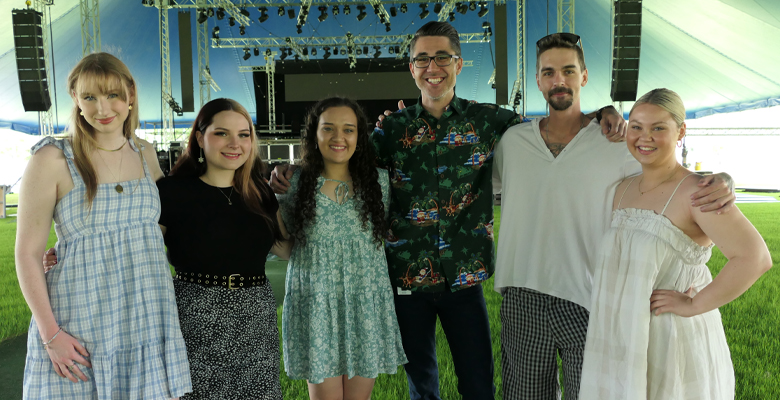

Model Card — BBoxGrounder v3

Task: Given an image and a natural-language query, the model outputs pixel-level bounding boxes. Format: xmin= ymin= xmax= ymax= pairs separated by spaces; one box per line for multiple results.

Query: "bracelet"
xmin=42 ymin=326 xmax=63 ymax=349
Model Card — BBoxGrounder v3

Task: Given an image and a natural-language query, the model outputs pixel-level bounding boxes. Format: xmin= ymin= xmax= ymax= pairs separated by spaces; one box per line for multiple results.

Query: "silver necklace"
xmin=216 ymin=186 xmax=234 ymax=205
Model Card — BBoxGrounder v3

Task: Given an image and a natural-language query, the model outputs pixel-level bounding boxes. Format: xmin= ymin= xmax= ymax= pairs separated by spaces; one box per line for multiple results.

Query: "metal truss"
xmin=557 ymin=0 xmax=574 ymax=33
xmin=80 ymin=0 xmax=101 ymax=56
xmin=396 ymin=34 xmax=413 ymax=59
xmin=159 ymin=1 xmax=174 ymax=137
xmin=366 ymin=0 xmax=391 ymax=27
xmin=146 ymin=0 xmax=253 ymax=26
xmin=510 ymin=0 xmax=526 ymax=115
xmin=237 ymin=51 xmax=281 ymax=133
xmin=295 ymin=0 xmax=312 ymax=30
xmin=197 ymin=18 xmax=211 ymax=108
xmin=33 ymin=0 xmax=54 ymax=135
xmin=283 ymin=36 xmax=309 ymax=61
xmin=213 ymin=32 xmax=489 ymax=48
xmin=146 ymin=0 xmax=502 ymax=8
xmin=437 ymin=0 xmax=457 ymax=22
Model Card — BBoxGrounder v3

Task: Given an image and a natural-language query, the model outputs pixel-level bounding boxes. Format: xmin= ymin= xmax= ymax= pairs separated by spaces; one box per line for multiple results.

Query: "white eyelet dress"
xmin=579 ymin=174 xmax=734 ymax=400
xmin=23 ymin=137 xmax=192 ymax=399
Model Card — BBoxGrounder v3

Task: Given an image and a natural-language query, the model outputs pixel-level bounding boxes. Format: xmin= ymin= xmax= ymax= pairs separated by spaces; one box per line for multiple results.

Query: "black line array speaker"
xmin=12 ymin=9 xmax=51 ymax=112
xmin=178 ymin=11 xmax=194 ymax=112
xmin=610 ymin=0 xmax=643 ymax=102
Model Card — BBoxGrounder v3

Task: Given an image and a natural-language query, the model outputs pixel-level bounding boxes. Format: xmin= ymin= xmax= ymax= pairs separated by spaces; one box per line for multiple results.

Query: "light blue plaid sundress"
xmin=23 ymin=137 xmax=192 ymax=399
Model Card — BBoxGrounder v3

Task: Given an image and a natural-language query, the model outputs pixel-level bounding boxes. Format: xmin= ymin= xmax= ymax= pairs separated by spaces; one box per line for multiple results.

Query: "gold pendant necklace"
xmin=217 ymin=186 xmax=234 ymax=205
xmin=97 ymin=147 xmax=125 ymax=193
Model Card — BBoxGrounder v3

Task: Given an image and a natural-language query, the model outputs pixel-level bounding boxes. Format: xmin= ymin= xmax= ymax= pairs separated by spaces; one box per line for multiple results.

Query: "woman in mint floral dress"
xmin=276 ymin=97 xmax=407 ymax=399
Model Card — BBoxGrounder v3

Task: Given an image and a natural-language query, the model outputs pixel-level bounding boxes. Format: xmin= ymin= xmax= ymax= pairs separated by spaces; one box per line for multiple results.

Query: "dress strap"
xmin=661 ymin=173 xmax=698 ymax=215
xmin=617 ymin=176 xmax=639 ymax=209
xmin=128 ymin=137 xmax=152 ymax=179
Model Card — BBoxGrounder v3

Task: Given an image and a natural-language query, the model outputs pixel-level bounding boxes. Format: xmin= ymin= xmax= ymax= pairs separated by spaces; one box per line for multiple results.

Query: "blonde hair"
xmin=66 ymin=52 xmax=139 ymax=207
xmin=630 ymin=88 xmax=686 ymax=127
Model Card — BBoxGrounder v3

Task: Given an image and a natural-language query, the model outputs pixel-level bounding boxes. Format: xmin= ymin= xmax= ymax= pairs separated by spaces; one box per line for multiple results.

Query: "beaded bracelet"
xmin=42 ymin=326 xmax=63 ymax=350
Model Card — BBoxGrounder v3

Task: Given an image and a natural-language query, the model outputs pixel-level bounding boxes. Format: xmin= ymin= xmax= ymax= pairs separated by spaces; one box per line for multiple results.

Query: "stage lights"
xmin=311 ymin=48 xmax=317 ymax=56
xmin=243 ymin=48 xmax=251 ymax=61
xmin=258 ymin=7 xmax=268 ymax=23
xmin=469 ymin=2 xmax=477 ymax=11
xmin=390 ymin=6 xmax=397 ymax=17
xmin=373 ymin=46 xmax=381 ymax=59
xmin=207 ymin=8 xmax=214 ymax=17
xmin=385 ymin=22 xmax=391 ymax=32
xmin=287 ymin=9 xmax=295 ymax=19
xmin=239 ymin=25 xmax=246 ymax=35
xmin=482 ymin=21 xmax=492 ymax=36
xmin=332 ymin=5 xmax=339 ymax=16
xmin=478 ymin=2 xmax=489 ymax=17
xmin=265 ymin=48 xmax=272 ymax=57
xmin=228 ymin=17 xmax=235 ymax=26
xmin=323 ymin=47 xmax=331 ymax=59
xmin=197 ymin=9 xmax=208 ymax=24
xmin=356 ymin=5 xmax=367 ymax=21
xmin=400 ymin=3 xmax=408 ymax=13
xmin=344 ymin=5 xmax=350 ymax=15
xmin=420 ymin=4 xmax=429 ymax=19
xmin=278 ymin=6 xmax=285 ymax=17
xmin=239 ymin=8 xmax=250 ymax=17
xmin=395 ymin=46 xmax=401 ymax=54
xmin=318 ymin=6 xmax=328 ymax=22
xmin=340 ymin=48 xmax=347 ymax=55
xmin=280 ymin=48 xmax=288 ymax=60
xmin=363 ymin=46 xmax=369 ymax=55
xmin=434 ymin=3 xmax=442 ymax=14
xmin=296 ymin=25 xmax=303 ymax=34
xmin=356 ymin=47 xmax=363 ymax=55
xmin=211 ymin=26 xmax=219 ymax=39
xmin=254 ymin=47 xmax=260 ymax=56
xmin=457 ymin=3 xmax=468 ymax=15
xmin=449 ymin=11 xmax=456 ymax=21
xmin=216 ymin=8 xmax=225 ymax=20
xmin=302 ymin=47 xmax=309 ymax=56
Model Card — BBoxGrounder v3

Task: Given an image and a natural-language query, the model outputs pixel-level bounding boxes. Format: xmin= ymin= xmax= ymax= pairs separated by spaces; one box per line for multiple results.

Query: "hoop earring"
xmin=198 ymin=148 xmax=204 ymax=163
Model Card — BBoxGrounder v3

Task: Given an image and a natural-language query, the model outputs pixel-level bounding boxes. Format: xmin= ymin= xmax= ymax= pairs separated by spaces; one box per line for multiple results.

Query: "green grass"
xmin=1 ymin=204 xmax=779 ymax=399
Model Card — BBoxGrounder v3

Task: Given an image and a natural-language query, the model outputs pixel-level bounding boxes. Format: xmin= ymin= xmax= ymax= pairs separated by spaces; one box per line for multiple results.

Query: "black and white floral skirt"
xmin=174 ymin=279 xmax=281 ymax=400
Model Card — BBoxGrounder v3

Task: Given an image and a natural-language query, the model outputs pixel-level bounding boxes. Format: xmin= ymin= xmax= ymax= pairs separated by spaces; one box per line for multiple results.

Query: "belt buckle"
xmin=228 ymin=274 xmax=240 ymax=290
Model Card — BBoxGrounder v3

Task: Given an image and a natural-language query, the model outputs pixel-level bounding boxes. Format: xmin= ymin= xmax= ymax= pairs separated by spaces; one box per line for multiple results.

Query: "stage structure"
xmin=25 ymin=0 xmax=54 ymax=135
xmin=80 ymin=0 xmax=100 ymax=56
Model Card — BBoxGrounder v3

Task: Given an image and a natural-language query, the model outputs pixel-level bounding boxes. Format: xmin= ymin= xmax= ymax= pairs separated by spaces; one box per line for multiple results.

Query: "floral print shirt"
xmin=371 ymin=95 xmax=526 ymax=292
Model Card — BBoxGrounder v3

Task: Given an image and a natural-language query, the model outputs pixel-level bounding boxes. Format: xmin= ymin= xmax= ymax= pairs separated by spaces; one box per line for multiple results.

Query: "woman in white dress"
xmin=579 ymin=88 xmax=772 ymax=400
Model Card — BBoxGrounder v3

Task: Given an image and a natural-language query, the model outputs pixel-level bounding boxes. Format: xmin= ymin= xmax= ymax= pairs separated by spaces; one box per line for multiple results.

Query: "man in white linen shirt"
xmin=492 ymin=33 xmax=735 ymax=400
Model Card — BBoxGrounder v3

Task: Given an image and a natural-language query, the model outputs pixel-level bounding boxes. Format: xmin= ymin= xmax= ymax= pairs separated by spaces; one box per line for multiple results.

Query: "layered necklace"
xmin=96 ymin=139 xmax=139 ymax=194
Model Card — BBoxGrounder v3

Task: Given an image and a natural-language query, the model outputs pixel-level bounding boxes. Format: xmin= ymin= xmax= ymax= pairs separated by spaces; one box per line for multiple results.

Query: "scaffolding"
xmin=557 ymin=0 xmax=575 ymax=33
xmin=80 ymin=0 xmax=101 ymax=56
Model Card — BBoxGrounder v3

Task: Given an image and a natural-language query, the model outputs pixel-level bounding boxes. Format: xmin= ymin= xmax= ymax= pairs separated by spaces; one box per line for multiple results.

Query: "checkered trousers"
xmin=500 ymin=287 xmax=589 ymax=400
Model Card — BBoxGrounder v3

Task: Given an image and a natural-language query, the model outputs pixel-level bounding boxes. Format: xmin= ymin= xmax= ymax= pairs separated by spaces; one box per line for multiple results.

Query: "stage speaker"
xmin=12 ymin=9 xmax=51 ymax=112
xmin=178 ymin=11 xmax=194 ymax=112
xmin=610 ymin=0 xmax=642 ymax=102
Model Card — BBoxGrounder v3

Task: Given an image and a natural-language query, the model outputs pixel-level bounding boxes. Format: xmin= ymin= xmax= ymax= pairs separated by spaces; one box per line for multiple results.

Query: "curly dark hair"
xmin=291 ymin=97 xmax=387 ymax=247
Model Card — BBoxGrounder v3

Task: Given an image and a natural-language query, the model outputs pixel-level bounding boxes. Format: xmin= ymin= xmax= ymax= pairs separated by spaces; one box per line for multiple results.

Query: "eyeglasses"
xmin=536 ymin=33 xmax=582 ymax=53
xmin=411 ymin=54 xmax=461 ymax=68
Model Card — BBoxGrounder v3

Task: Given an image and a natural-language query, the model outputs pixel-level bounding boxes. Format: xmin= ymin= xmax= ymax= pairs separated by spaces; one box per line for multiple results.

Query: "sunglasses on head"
xmin=536 ymin=33 xmax=582 ymax=53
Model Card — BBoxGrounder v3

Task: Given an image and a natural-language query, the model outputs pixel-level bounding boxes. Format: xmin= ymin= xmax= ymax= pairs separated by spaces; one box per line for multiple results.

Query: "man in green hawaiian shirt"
xmin=368 ymin=22 xmax=626 ymax=400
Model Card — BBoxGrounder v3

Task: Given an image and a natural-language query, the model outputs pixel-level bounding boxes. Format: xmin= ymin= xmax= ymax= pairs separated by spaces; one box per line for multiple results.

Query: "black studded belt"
xmin=174 ymin=271 xmax=267 ymax=290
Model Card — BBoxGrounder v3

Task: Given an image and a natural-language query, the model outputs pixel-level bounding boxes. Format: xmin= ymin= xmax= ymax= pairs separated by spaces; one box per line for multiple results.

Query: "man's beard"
xmin=547 ymin=87 xmax=574 ymax=111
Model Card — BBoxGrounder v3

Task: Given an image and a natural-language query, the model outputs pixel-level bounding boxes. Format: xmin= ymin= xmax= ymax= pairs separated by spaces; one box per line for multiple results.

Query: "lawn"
xmin=1 ymin=203 xmax=778 ymax=399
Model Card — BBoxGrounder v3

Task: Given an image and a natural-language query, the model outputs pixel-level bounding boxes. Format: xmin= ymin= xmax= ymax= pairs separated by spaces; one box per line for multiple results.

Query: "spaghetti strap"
xmin=617 ymin=176 xmax=639 ymax=209
xmin=661 ymin=173 xmax=698 ymax=215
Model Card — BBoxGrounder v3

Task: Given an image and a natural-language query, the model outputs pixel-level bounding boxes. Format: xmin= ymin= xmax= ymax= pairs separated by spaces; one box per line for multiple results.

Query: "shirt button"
xmin=437 ymin=125 xmax=441 ymax=129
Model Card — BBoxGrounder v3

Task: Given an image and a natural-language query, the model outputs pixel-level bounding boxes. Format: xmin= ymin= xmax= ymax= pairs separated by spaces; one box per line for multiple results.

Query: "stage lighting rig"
xmin=390 ymin=6 xmax=397 ymax=17
xmin=197 ymin=9 xmax=208 ymax=24
xmin=239 ymin=25 xmax=246 ymax=35
xmin=433 ymin=3 xmax=442 ymax=14
xmin=395 ymin=46 xmax=401 ymax=54
xmin=420 ymin=4 xmax=429 ymax=19
xmin=265 ymin=48 xmax=272 ymax=56
xmin=323 ymin=47 xmax=331 ymax=59
xmin=229 ymin=17 xmax=235 ymax=26
xmin=385 ymin=22 xmax=391 ymax=32
xmin=469 ymin=2 xmax=477 ymax=11
xmin=344 ymin=5 xmax=351 ymax=15
xmin=280 ymin=48 xmax=288 ymax=60
xmin=311 ymin=48 xmax=317 ymax=56
xmin=449 ymin=11 xmax=455 ymax=21
xmin=296 ymin=25 xmax=303 ymax=34
xmin=340 ymin=48 xmax=347 ymax=55
xmin=207 ymin=8 xmax=214 ymax=17
xmin=318 ymin=6 xmax=328 ymax=22
xmin=243 ymin=48 xmax=251 ymax=60
xmin=457 ymin=3 xmax=468 ymax=15
xmin=278 ymin=6 xmax=285 ymax=17
xmin=254 ymin=47 xmax=260 ymax=56
xmin=212 ymin=26 xmax=219 ymax=39
xmin=356 ymin=5 xmax=367 ymax=21
xmin=258 ymin=7 xmax=268 ymax=23
xmin=287 ymin=9 xmax=295 ymax=19
xmin=478 ymin=2 xmax=489 ymax=17
xmin=332 ymin=5 xmax=339 ymax=16
xmin=400 ymin=3 xmax=408 ymax=13
xmin=362 ymin=46 xmax=369 ymax=55
xmin=356 ymin=47 xmax=363 ymax=55
xmin=373 ymin=46 xmax=381 ymax=59
xmin=216 ymin=8 xmax=225 ymax=20
xmin=239 ymin=8 xmax=250 ymax=17
xmin=302 ymin=47 xmax=309 ymax=56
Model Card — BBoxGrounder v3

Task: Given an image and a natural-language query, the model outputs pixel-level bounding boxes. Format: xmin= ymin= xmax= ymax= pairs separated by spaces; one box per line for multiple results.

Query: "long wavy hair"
xmin=67 ymin=52 xmax=140 ymax=207
xmin=292 ymin=97 xmax=386 ymax=246
xmin=170 ymin=98 xmax=283 ymax=242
